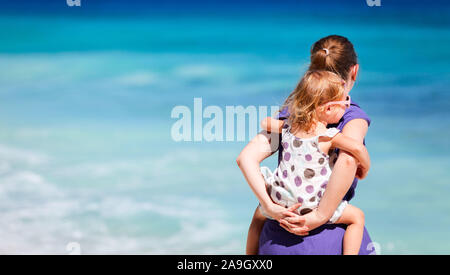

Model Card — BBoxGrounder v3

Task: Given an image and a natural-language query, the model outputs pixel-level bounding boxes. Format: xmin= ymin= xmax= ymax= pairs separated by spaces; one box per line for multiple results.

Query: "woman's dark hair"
xmin=309 ymin=35 xmax=358 ymax=81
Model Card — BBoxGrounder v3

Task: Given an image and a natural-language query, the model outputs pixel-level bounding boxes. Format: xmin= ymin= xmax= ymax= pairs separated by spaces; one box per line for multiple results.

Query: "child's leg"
xmin=246 ymin=206 xmax=267 ymax=255
xmin=334 ymin=204 xmax=365 ymax=255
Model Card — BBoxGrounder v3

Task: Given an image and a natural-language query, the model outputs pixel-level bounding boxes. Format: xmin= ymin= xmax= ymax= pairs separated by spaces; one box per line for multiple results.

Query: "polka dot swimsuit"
xmin=260 ymin=122 xmax=348 ymax=223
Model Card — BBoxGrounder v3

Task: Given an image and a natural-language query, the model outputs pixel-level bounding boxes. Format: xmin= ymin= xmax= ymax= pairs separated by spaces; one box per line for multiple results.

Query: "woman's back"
xmin=259 ymin=219 xmax=374 ymax=255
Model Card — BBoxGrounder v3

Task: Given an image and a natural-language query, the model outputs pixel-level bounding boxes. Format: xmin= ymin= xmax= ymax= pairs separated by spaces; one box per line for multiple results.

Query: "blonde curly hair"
xmin=283 ymin=70 xmax=346 ymax=133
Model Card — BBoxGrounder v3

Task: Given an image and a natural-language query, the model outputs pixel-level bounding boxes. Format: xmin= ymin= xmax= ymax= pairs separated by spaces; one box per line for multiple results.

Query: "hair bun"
xmin=309 ymin=35 xmax=358 ymax=81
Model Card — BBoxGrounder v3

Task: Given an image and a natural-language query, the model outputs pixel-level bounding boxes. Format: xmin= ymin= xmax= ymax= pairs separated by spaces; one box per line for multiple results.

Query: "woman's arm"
xmin=281 ymin=119 xmax=369 ymax=232
xmin=236 ymin=131 xmax=307 ymax=230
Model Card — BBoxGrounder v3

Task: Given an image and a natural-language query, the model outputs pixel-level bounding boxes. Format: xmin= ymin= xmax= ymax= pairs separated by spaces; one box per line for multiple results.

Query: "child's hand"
xmin=267 ymin=203 xmax=309 ymax=236
xmin=263 ymin=203 xmax=290 ymax=221
xmin=353 ymin=144 xmax=370 ymax=180
xmin=260 ymin=117 xmax=284 ymax=134
xmin=330 ymin=134 xmax=371 ymax=177
xmin=356 ymin=165 xmax=368 ymax=180
xmin=283 ymin=208 xmax=326 ymax=233
xmin=279 ymin=204 xmax=310 ymax=236
xmin=262 ymin=203 xmax=311 ymax=236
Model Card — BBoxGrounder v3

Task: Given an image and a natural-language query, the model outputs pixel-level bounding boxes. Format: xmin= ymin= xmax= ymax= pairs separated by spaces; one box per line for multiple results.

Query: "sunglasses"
xmin=322 ymin=95 xmax=351 ymax=109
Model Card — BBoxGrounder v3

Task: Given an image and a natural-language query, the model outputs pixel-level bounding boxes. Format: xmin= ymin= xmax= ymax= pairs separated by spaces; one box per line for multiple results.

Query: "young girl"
xmin=247 ymin=70 xmax=370 ymax=255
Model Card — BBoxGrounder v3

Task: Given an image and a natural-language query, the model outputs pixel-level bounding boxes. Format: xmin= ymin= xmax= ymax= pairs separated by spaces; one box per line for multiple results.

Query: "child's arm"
xmin=246 ymin=207 xmax=267 ymax=255
xmin=260 ymin=117 xmax=284 ymax=133
xmin=330 ymin=133 xmax=371 ymax=179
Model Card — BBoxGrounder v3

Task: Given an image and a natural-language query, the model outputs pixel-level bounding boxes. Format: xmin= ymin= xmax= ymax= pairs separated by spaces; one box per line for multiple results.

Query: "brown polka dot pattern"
xmin=300 ymin=208 xmax=313 ymax=215
xmin=293 ymin=139 xmax=302 ymax=148
xmin=304 ymin=168 xmax=315 ymax=179
xmin=260 ymin=127 xmax=341 ymax=221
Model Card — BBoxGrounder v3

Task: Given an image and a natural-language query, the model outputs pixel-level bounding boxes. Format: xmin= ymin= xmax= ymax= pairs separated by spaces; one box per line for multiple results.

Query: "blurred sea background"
xmin=0 ymin=0 xmax=449 ymax=254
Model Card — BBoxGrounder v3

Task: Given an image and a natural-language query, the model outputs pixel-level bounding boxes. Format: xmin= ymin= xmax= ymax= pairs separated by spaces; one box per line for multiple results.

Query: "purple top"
xmin=258 ymin=100 xmax=375 ymax=255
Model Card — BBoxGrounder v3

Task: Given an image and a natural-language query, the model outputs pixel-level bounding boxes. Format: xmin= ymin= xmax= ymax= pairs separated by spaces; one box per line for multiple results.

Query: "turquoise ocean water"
xmin=0 ymin=1 xmax=449 ymax=254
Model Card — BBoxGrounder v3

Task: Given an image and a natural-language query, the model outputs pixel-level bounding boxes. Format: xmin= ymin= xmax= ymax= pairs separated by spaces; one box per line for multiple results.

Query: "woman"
xmin=237 ymin=35 xmax=375 ymax=255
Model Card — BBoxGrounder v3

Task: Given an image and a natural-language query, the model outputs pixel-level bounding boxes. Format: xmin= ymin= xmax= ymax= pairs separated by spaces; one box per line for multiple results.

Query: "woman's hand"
xmin=263 ymin=203 xmax=310 ymax=236
xmin=279 ymin=207 xmax=330 ymax=236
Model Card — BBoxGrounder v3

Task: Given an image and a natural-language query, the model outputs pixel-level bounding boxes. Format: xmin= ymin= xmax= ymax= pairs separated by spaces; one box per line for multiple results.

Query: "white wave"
xmin=0 ymin=143 xmax=244 ymax=254
xmin=0 ymin=160 xmax=11 ymax=175
xmin=53 ymin=161 xmax=144 ymax=179
xmin=174 ymin=64 xmax=226 ymax=79
xmin=148 ymin=219 xmax=242 ymax=254
xmin=0 ymin=169 xmax=243 ymax=254
xmin=0 ymin=144 xmax=49 ymax=166
xmin=116 ymin=72 xmax=158 ymax=87
xmin=82 ymin=196 xmax=242 ymax=254
xmin=51 ymin=148 xmax=206 ymax=185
